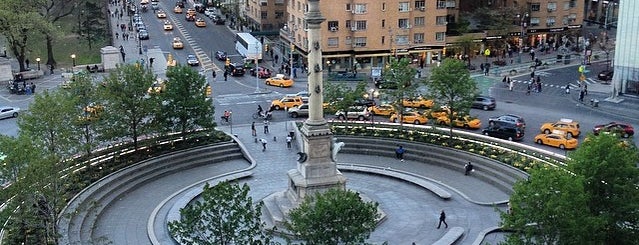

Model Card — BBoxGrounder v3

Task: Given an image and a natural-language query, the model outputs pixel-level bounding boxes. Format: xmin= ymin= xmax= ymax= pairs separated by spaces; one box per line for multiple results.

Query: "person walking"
xmin=464 ymin=161 xmax=474 ymax=175
xmin=437 ymin=210 xmax=448 ymax=229
xmin=149 ymin=57 xmax=154 ymax=67
xmin=263 ymin=120 xmax=269 ymax=134
xmin=251 ymin=122 xmax=256 ymax=136
xmin=223 ymin=70 xmax=228 ymax=81
xmin=212 ymin=70 xmax=216 ymax=80
xmin=25 ymin=58 xmax=30 ymax=69
xmin=584 ymin=84 xmax=588 ymax=95
xmin=526 ymin=83 xmax=531 ymax=95
xmin=537 ymin=80 xmax=542 ymax=93
xmin=508 ymin=80 xmax=514 ymax=91
xmin=565 ymin=84 xmax=570 ymax=94
xmin=395 ymin=145 xmax=405 ymax=162
xmin=260 ymin=138 xmax=267 ymax=151
xmin=286 ymin=135 xmax=292 ymax=149
xmin=579 ymin=90 xmax=585 ymax=102
xmin=30 ymin=83 xmax=36 ymax=94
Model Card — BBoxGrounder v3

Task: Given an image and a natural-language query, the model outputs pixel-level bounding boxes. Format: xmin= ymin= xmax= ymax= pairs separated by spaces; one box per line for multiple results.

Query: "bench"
xmin=338 ymin=164 xmax=452 ymax=199
xmin=16 ymin=70 xmax=44 ymax=80
xmin=432 ymin=227 xmax=465 ymax=245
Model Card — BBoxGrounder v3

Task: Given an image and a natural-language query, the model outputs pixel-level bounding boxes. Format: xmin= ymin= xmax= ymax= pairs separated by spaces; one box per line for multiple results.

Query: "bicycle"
xmin=219 ymin=116 xmax=232 ymax=125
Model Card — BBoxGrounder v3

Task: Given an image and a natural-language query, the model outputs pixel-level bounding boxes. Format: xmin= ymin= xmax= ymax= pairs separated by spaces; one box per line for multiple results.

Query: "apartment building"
xmin=243 ymin=0 xmax=288 ymax=32
xmin=280 ymin=0 xmax=455 ymax=71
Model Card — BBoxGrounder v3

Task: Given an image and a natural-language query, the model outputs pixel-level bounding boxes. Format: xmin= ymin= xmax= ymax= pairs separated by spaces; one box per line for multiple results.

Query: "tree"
xmin=32 ymin=0 xmax=78 ymax=66
xmin=501 ymin=134 xmax=639 ymax=244
xmin=158 ymin=66 xmax=215 ymax=137
xmin=455 ymin=35 xmax=478 ymax=68
xmin=99 ymin=64 xmax=157 ymax=150
xmin=426 ymin=59 xmax=477 ymax=135
xmin=323 ymin=81 xmax=367 ymax=117
xmin=64 ymin=71 xmax=103 ymax=157
xmin=285 ymin=188 xmax=380 ymax=244
xmin=168 ymin=181 xmax=272 ymax=244
xmin=381 ymin=57 xmax=418 ymax=123
xmin=0 ymin=1 xmax=52 ymax=71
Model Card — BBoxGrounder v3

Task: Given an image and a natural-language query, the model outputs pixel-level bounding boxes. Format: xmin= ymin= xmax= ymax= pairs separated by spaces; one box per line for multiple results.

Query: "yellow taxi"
xmin=436 ymin=115 xmax=482 ymax=129
xmin=540 ymin=118 xmax=580 ymax=137
xmin=186 ymin=8 xmax=196 ymax=16
xmin=147 ymin=78 xmax=166 ymax=94
xmin=172 ymin=37 xmax=184 ymax=49
xmin=534 ymin=130 xmax=578 ymax=150
xmin=403 ymin=97 xmax=434 ymax=108
xmin=426 ymin=106 xmax=453 ymax=119
xmin=368 ymin=104 xmax=396 ymax=116
xmin=195 ymin=18 xmax=207 ymax=27
xmin=163 ymin=20 xmax=173 ymax=30
xmin=79 ymin=105 xmax=104 ymax=122
xmin=156 ymin=10 xmax=166 ymax=18
xmin=389 ymin=111 xmax=428 ymax=125
xmin=271 ymin=95 xmax=304 ymax=110
xmin=265 ymin=74 xmax=294 ymax=87
xmin=174 ymin=6 xmax=183 ymax=13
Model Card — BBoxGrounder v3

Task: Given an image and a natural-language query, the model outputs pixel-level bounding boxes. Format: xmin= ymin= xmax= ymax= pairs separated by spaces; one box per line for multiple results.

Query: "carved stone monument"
xmin=262 ymin=0 xmax=346 ymax=230
xmin=100 ymin=46 xmax=121 ymax=70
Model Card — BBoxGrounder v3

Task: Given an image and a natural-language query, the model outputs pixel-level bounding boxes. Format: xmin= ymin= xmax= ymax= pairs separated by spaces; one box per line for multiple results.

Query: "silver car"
xmin=0 ymin=106 xmax=20 ymax=119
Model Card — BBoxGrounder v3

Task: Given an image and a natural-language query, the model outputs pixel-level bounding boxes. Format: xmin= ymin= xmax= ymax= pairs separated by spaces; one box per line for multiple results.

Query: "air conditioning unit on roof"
xmin=351 ymin=26 xmax=357 ymax=31
xmin=419 ymin=6 xmax=425 ymax=11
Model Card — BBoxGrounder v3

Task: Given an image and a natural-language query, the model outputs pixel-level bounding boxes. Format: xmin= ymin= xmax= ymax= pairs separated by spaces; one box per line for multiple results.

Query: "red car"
xmin=250 ymin=66 xmax=272 ymax=78
xmin=593 ymin=122 xmax=634 ymax=138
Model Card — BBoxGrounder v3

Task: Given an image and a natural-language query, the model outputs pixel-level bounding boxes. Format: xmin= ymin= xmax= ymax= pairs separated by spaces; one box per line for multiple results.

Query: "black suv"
xmin=482 ymin=125 xmax=525 ymax=141
xmin=227 ymin=63 xmax=245 ymax=76
xmin=488 ymin=114 xmax=526 ymax=129
xmin=471 ymin=96 xmax=496 ymax=111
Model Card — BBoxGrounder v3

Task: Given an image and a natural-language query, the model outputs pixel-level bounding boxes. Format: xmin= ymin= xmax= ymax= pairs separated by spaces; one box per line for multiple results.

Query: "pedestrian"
xmin=565 ymin=84 xmax=570 ymax=94
xmin=212 ymin=70 xmax=216 ymax=79
xmin=395 ymin=145 xmax=405 ymax=161
xmin=49 ymin=64 xmax=54 ymax=74
xmin=121 ymin=51 xmax=126 ymax=62
xmin=530 ymin=70 xmax=535 ymax=79
xmin=537 ymin=80 xmax=542 ymax=93
xmin=30 ymin=83 xmax=35 ymax=94
xmin=502 ymin=75 xmax=508 ymax=85
xmin=260 ymin=138 xmax=267 ymax=151
xmin=464 ymin=161 xmax=474 ymax=175
xmin=25 ymin=58 xmax=30 ymax=69
xmin=274 ymin=54 xmax=279 ymax=64
xmin=223 ymin=70 xmax=228 ymax=81
xmin=149 ymin=57 xmax=154 ymax=67
xmin=293 ymin=67 xmax=297 ymax=78
xmin=286 ymin=135 xmax=292 ymax=149
xmin=526 ymin=83 xmax=531 ymax=95
xmin=437 ymin=210 xmax=448 ymax=229
xmin=579 ymin=90 xmax=585 ymax=102
xmin=508 ymin=80 xmax=514 ymax=91
xmin=116 ymin=32 xmax=119 ymax=39
xmin=584 ymin=84 xmax=588 ymax=95
xmin=251 ymin=122 xmax=256 ymax=136
xmin=263 ymin=120 xmax=269 ymax=134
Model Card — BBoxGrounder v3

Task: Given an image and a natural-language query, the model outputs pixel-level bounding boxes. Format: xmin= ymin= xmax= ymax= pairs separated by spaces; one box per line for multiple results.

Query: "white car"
xmin=204 ymin=8 xmax=216 ymax=17
xmin=0 ymin=106 xmax=20 ymax=119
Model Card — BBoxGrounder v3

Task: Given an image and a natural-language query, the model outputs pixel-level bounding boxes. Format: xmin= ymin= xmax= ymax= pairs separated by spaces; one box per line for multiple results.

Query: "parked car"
xmin=250 ymin=66 xmax=272 ymax=78
xmin=471 ymin=96 xmax=496 ymax=111
xmin=138 ymin=30 xmax=149 ymax=40
xmin=215 ymin=51 xmax=227 ymax=61
xmin=390 ymin=111 xmax=428 ymax=125
xmin=534 ymin=131 xmax=578 ymax=150
xmin=335 ymin=106 xmax=371 ymax=121
xmin=540 ymin=118 xmax=580 ymax=137
xmin=488 ymin=114 xmax=526 ymax=129
xmin=593 ymin=122 xmax=634 ymax=138
xmin=0 ymin=106 xmax=20 ymax=120
xmin=186 ymin=54 xmax=200 ymax=66
xmin=227 ymin=63 xmax=245 ymax=76
xmin=204 ymin=7 xmax=215 ymax=17
xmin=288 ymin=103 xmax=309 ymax=118
xmin=598 ymin=70 xmax=613 ymax=81
xmin=265 ymin=74 xmax=294 ymax=87
xmin=482 ymin=125 xmax=525 ymax=141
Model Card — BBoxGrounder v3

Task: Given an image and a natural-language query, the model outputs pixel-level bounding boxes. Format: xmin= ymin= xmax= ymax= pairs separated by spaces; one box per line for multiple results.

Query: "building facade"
xmin=612 ymin=0 xmax=639 ymax=96
xmin=243 ymin=0 xmax=288 ymax=32
xmin=280 ymin=0 xmax=456 ymax=71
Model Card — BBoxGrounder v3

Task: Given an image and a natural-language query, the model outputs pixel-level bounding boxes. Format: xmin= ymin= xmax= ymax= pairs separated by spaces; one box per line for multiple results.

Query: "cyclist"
xmin=257 ymin=105 xmax=264 ymax=116
xmin=221 ymin=110 xmax=231 ymax=122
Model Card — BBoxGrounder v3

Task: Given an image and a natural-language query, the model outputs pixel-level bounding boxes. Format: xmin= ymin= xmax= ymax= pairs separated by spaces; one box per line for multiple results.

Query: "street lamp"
xmin=71 ymin=54 xmax=76 ymax=71
xmin=138 ymin=37 xmax=142 ymax=55
xmin=36 ymin=57 xmax=41 ymax=71
xmin=326 ymin=60 xmax=331 ymax=75
xmin=255 ymin=41 xmax=260 ymax=93
xmin=516 ymin=13 xmax=529 ymax=64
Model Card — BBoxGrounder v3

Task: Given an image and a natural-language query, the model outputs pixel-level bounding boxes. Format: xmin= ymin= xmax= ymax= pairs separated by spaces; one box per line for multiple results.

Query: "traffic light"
xmin=290 ymin=43 xmax=295 ymax=52
xmin=264 ymin=44 xmax=269 ymax=52
xmin=225 ymin=58 xmax=230 ymax=66
xmin=578 ymin=65 xmax=585 ymax=73
xmin=205 ymin=84 xmax=212 ymax=96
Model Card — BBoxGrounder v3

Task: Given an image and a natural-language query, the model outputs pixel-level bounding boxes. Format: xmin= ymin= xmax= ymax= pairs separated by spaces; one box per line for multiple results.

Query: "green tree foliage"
xmin=502 ymin=134 xmax=639 ymax=244
xmin=323 ymin=81 xmax=367 ymax=115
xmin=426 ymin=59 xmax=477 ymax=135
xmin=168 ymin=181 xmax=272 ymax=244
xmin=0 ymin=0 xmax=53 ymax=71
xmin=158 ymin=65 xmax=215 ymax=137
xmin=63 ymin=71 xmax=102 ymax=157
xmin=99 ymin=64 xmax=157 ymax=150
xmin=381 ymin=57 xmax=418 ymax=116
xmin=285 ymin=188 xmax=380 ymax=244
xmin=32 ymin=0 xmax=78 ymax=65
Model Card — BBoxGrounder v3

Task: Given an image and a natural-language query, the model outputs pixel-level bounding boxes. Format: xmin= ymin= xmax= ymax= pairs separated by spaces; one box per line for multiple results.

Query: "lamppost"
xmin=326 ymin=60 xmax=331 ymax=75
xmin=138 ymin=36 xmax=142 ymax=55
xmin=71 ymin=54 xmax=76 ymax=72
xmin=36 ymin=57 xmax=41 ymax=71
xmin=516 ymin=13 xmax=529 ymax=64
xmin=254 ymin=41 xmax=260 ymax=93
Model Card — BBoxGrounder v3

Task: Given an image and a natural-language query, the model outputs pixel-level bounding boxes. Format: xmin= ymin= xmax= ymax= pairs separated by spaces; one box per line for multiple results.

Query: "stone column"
xmin=305 ymin=0 xmax=325 ymax=126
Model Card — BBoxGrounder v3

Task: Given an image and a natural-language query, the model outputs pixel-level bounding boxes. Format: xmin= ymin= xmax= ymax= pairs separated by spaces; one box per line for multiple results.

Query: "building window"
xmin=399 ymin=2 xmax=410 ymax=12
xmin=275 ymin=11 xmax=284 ymax=19
xmin=569 ymin=0 xmax=576 ymax=8
xmin=547 ymin=2 xmax=557 ymax=12
xmin=437 ymin=0 xmax=446 ymax=9
xmin=345 ymin=3 xmax=351 ymax=11
xmin=396 ymin=35 xmax=409 ymax=45
xmin=563 ymin=1 xmax=571 ymax=10
xmin=328 ymin=21 xmax=339 ymax=31
xmin=530 ymin=17 xmax=540 ymax=26
xmin=382 ymin=2 xmax=386 ymax=11
xmin=328 ymin=37 xmax=338 ymax=47
xmin=382 ymin=36 xmax=385 ymax=45
xmin=356 ymin=20 xmax=367 ymax=30
xmin=275 ymin=0 xmax=284 ymax=5
xmin=398 ymin=18 xmax=410 ymax=29
xmin=531 ymin=3 xmax=540 ymax=11
xmin=354 ymin=37 xmax=367 ymax=47
xmin=261 ymin=11 xmax=267 ymax=19
xmin=436 ymin=16 xmax=447 ymax=25
xmin=414 ymin=17 xmax=425 ymax=26
xmin=354 ymin=4 xmax=367 ymax=14
xmin=546 ymin=16 xmax=556 ymax=26
xmin=562 ymin=16 xmax=570 ymax=25
xmin=414 ymin=33 xmax=424 ymax=43
xmin=415 ymin=0 xmax=425 ymax=9
xmin=435 ymin=32 xmax=445 ymax=42
xmin=382 ymin=19 xmax=385 ymax=28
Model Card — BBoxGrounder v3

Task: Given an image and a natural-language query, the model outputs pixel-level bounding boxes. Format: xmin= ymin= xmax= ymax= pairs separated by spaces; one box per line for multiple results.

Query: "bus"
xmin=235 ymin=33 xmax=262 ymax=61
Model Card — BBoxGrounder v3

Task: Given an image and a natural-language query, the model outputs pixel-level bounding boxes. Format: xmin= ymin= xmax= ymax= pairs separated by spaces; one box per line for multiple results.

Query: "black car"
xmin=211 ymin=15 xmax=225 ymax=25
xmin=215 ymin=51 xmax=227 ymax=61
xmin=374 ymin=79 xmax=398 ymax=89
xmin=354 ymin=98 xmax=376 ymax=107
xmin=227 ymin=63 xmax=245 ymax=76
xmin=597 ymin=70 xmax=613 ymax=81
xmin=488 ymin=114 xmax=526 ymax=129
xmin=138 ymin=30 xmax=149 ymax=40
xmin=482 ymin=125 xmax=525 ymax=141
xmin=471 ymin=96 xmax=496 ymax=111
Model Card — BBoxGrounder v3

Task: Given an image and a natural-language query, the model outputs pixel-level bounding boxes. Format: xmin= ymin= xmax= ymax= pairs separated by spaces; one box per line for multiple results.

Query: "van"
xmin=227 ymin=63 xmax=245 ymax=76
